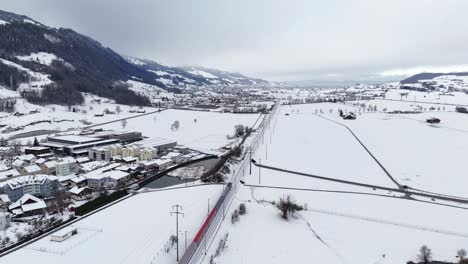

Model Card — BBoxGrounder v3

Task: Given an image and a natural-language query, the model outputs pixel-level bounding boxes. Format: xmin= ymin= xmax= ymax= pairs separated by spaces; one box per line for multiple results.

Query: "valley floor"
xmin=203 ymin=103 xmax=468 ymax=264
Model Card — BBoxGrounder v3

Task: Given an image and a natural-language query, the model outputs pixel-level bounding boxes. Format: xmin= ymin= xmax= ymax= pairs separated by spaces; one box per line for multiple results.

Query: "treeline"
xmin=75 ymin=190 xmax=128 ymax=216
xmin=21 ymin=84 xmax=84 ymax=106
xmin=0 ymin=62 xmax=29 ymax=90
xmin=0 ymin=98 xmax=17 ymax=112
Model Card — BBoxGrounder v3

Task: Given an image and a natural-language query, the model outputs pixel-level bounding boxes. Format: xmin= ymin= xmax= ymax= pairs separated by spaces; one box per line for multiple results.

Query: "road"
xmin=252 ymin=161 xmax=468 ymax=205
xmin=376 ymin=98 xmax=468 ymax=107
xmin=6 ymin=108 xmax=169 ymax=140
xmin=315 ymin=114 xmax=403 ymax=189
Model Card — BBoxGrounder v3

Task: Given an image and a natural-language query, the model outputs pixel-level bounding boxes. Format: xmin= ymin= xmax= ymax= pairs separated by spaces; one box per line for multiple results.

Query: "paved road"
xmin=252 ymin=162 xmax=468 ymax=205
xmin=84 ymin=108 xmax=168 ymax=129
xmin=315 ymin=114 xmax=403 ymax=189
xmin=375 ymin=98 xmax=468 ymax=107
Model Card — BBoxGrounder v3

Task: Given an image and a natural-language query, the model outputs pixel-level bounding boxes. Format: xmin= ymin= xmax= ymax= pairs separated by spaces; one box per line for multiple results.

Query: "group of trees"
xmin=408 ymin=245 xmax=468 ymax=264
xmin=0 ymin=98 xmax=16 ymax=113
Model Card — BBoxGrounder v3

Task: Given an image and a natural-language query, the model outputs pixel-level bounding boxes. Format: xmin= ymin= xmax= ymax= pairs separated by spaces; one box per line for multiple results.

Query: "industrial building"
xmin=42 ymin=135 xmax=120 ymax=156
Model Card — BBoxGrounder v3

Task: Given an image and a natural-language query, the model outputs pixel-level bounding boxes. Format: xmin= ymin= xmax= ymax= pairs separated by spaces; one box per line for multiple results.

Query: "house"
xmin=0 ymin=169 xmax=19 ymax=180
xmin=164 ymin=152 xmax=183 ymax=163
xmin=8 ymin=194 xmax=47 ymax=217
xmin=76 ymin=157 xmax=91 ymax=164
xmin=20 ymin=165 xmax=42 ymax=176
xmin=86 ymin=170 xmax=130 ymax=189
xmin=41 ymin=161 xmax=57 ymax=175
xmin=34 ymin=158 xmax=46 ymax=165
xmin=342 ymin=112 xmax=357 ymax=120
xmin=55 ymin=157 xmax=78 ymax=176
xmin=16 ymin=154 xmax=37 ymax=165
xmin=69 ymin=186 xmax=93 ymax=200
xmin=426 ymin=117 xmax=441 ymax=124
xmin=11 ymin=159 xmax=26 ymax=170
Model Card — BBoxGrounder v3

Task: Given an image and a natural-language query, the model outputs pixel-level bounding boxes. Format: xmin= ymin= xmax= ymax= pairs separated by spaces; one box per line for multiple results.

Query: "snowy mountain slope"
xmin=125 ymin=56 xmax=269 ymax=88
xmin=401 ymin=72 xmax=468 ymax=84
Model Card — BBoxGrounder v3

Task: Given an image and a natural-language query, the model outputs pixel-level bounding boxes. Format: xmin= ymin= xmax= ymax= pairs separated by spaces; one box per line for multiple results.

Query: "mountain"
xmin=0 ymin=9 xmax=268 ymax=106
xmin=401 ymin=72 xmax=468 ymax=84
xmin=125 ymin=57 xmax=268 ymax=88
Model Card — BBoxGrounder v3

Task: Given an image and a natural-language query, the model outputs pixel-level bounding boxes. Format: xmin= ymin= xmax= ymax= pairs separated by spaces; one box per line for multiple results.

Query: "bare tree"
xmin=458 ymin=249 xmax=467 ymax=262
xmin=171 ymin=121 xmax=180 ymax=131
xmin=417 ymin=245 xmax=432 ymax=264
xmin=234 ymin=124 xmax=245 ymax=137
xmin=276 ymin=194 xmax=303 ymax=220
xmin=115 ymin=105 xmax=122 ymax=114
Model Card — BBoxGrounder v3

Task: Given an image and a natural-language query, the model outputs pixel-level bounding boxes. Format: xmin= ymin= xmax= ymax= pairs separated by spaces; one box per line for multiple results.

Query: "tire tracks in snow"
xmin=297 ymin=213 xmax=347 ymax=264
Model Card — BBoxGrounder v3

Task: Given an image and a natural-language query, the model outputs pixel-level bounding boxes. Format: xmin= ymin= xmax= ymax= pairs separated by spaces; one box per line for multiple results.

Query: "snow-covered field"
xmin=1 ymin=185 xmax=224 ymax=264
xmin=203 ymin=103 xmax=468 ymax=264
xmin=96 ymin=110 xmax=261 ymax=152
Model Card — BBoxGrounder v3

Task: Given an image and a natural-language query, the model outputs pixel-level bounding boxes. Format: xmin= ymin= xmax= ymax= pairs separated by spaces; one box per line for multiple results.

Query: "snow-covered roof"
xmin=8 ymin=194 xmax=46 ymax=212
xmin=23 ymin=165 xmax=42 ymax=173
xmin=0 ymin=164 xmax=9 ymax=172
xmin=56 ymin=156 xmax=76 ymax=165
xmin=69 ymin=186 xmax=90 ymax=195
xmin=11 ymin=160 xmax=25 ymax=167
xmin=0 ymin=169 xmax=19 ymax=180
xmin=16 ymin=154 xmax=36 ymax=161
xmin=43 ymin=160 xmax=57 ymax=168
xmin=35 ymin=158 xmax=46 ymax=165
xmin=0 ymin=194 xmax=10 ymax=203
xmin=0 ymin=175 xmax=58 ymax=189
xmin=70 ymin=175 xmax=87 ymax=184
xmin=76 ymin=157 xmax=90 ymax=163
xmin=86 ymin=170 xmax=129 ymax=181
xmin=143 ymin=159 xmax=172 ymax=167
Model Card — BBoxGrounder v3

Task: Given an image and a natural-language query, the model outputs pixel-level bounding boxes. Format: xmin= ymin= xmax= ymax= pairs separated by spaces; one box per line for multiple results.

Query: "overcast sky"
xmin=2 ymin=0 xmax=468 ymax=82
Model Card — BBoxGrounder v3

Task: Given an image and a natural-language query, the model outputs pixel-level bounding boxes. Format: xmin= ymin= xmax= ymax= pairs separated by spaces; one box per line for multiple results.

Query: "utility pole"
xmin=185 ymin=230 xmax=188 ymax=251
xmin=207 ymin=199 xmax=210 ymax=216
xmin=258 ymin=158 xmax=261 ymax=184
xmin=249 ymin=147 xmax=253 ymax=175
xmin=171 ymin=204 xmax=184 ymax=262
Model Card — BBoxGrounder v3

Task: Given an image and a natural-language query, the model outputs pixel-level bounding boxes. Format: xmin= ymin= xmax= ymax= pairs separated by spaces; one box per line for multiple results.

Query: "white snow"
xmin=0 ymin=20 xmax=9 ymax=25
xmin=16 ymin=52 xmax=61 ymax=66
xmin=96 ymin=109 xmax=261 ymax=151
xmin=202 ymin=103 xmax=468 ymax=264
xmin=1 ymin=185 xmax=223 ymax=264
xmin=187 ymin=68 xmax=217 ymax=79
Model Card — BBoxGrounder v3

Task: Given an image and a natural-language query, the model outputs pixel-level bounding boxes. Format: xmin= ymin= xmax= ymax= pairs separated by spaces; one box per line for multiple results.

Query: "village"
xmin=0 ymin=126 xmax=216 ymax=246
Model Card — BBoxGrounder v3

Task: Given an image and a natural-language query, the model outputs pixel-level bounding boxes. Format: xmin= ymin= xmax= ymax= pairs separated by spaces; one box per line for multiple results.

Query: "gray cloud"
xmin=2 ymin=0 xmax=468 ymax=81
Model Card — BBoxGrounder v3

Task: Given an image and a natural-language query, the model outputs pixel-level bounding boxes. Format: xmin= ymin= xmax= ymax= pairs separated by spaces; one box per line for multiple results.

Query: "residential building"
xmin=55 ymin=157 xmax=78 ymax=176
xmin=41 ymin=161 xmax=57 ymax=175
xmin=0 ymin=175 xmax=59 ymax=202
xmin=88 ymin=147 xmax=111 ymax=161
xmin=86 ymin=170 xmax=130 ymax=189
xmin=20 ymin=165 xmax=42 ymax=176
xmin=8 ymin=194 xmax=47 ymax=217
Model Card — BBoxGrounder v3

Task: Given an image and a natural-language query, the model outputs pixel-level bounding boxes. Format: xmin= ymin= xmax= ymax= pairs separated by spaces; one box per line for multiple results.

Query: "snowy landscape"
xmin=1 ymin=2 xmax=468 ymax=264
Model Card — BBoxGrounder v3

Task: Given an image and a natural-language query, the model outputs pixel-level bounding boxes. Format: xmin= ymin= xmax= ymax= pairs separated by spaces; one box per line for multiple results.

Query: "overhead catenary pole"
xmin=171 ymin=204 xmax=184 ymax=262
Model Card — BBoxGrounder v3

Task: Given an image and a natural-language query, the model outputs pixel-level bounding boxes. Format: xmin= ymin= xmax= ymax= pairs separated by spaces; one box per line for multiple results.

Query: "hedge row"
xmin=75 ymin=190 xmax=128 ymax=216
